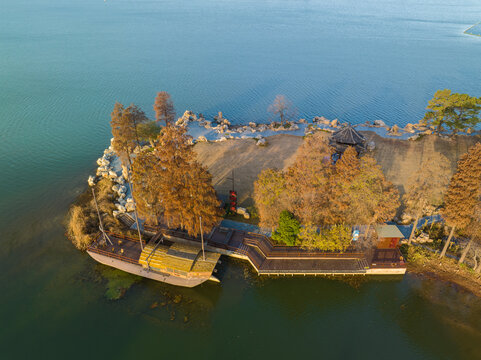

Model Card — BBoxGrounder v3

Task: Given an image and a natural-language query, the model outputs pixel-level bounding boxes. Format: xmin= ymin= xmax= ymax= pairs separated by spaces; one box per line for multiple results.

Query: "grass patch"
xmin=66 ymin=178 xmax=139 ymax=250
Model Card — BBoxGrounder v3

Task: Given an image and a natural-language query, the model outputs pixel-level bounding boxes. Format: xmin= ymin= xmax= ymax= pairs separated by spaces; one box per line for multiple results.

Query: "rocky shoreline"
xmin=87 ymin=110 xmax=480 ymax=221
xmin=175 ymin=110 xmax=479 ymax=145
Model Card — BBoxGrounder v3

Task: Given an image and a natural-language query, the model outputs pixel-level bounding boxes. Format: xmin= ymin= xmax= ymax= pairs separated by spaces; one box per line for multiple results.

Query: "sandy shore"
xmin=194 ymin=132 xmax=481 ymax=206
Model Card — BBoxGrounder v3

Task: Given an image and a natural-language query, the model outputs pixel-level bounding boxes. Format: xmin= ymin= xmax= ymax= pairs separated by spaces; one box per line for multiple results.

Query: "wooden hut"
xmin=375 ymin=225 xmax=404 ymax=249
xmin=329 ymin=124 xmax=366 ymax=154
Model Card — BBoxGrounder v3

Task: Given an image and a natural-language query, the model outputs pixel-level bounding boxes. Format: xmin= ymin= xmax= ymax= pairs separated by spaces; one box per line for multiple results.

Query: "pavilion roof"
xmin=331 ymin=124 xmax=366 ymax=145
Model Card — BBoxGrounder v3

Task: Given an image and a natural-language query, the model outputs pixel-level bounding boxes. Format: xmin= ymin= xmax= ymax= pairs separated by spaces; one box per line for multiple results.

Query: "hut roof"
xmin=331 ymin=125 xmax=365 ymax=145
xmin=375 ymin=225 xmax=404 ymax=239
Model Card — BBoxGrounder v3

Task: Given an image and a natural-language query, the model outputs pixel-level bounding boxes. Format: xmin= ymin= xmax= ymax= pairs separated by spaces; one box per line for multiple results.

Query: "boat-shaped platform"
xmin=87 ymin=232 xmax=220 ymax=288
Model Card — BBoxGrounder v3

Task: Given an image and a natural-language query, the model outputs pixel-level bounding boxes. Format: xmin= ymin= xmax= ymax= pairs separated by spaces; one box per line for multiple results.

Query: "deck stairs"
xmin=117 ymin=213 xmax=135 ymax=228
xmin=357 ymin=258 xmax=370 ymax=270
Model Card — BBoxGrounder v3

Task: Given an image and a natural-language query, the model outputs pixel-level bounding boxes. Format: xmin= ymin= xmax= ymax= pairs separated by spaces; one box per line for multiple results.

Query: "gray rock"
xmin=330 ymin=119 xmax=339 ymax=127
xmin=256 ymin=138 xmax=266 ymax=146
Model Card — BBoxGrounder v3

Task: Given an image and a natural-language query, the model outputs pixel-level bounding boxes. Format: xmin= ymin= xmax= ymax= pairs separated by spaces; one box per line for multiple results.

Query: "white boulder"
xmin=115 ymin=204 xmax=126 ymax=213
xmin=373 ymin=120 xmax=386 ymax=127
xmin=237 ymin=207 xmax=247 ymax=215
xmin=125 ymin=202 xmax=135 ymax=212
xmin=256 ymin=138 xmax=266 ymax=146
xmin=88 ymin=175 xmax=96 ymax=187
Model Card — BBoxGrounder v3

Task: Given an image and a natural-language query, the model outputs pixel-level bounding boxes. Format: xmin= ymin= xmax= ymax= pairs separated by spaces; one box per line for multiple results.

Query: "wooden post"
xmin=91 ymin=187 xmax=112 ymax=245
xmin=408 ymin=216 xmax=419 ymax=245
xmin=440 ymin=226 xmax=455 ymax=258
xmin=200 ymin=216 xmax=205 ymax=261
xmin=127 ymin=173 xmax=143 ymax=251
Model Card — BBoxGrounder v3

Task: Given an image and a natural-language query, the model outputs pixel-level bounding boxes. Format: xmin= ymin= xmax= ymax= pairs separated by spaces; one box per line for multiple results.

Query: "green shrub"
xmin=271 ymin=210 xmax=300 ymax=246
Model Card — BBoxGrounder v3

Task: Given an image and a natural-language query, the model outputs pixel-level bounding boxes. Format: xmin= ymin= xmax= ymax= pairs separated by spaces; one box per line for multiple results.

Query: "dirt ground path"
xmin=194 ymin=132 xmax=481 ymax=206
xmin=194 ymin=135 xmax=303 ymax=206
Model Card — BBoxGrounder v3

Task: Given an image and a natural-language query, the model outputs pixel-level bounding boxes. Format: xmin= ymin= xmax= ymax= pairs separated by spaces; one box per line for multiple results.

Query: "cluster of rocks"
xmin=313 ymin=116 xmax=341 ymax=128
xmin=88 ymin=139 xmax=136 ymax=218
xmin=236 ymin=207 xmax=250 ymax=219
xmin=413 ymin=232 xmax=433 ymax=244
xmin=360 ymin=119 xmax=441 ymax=140
xmin=92 ymin=146 xmax=118 ymax=182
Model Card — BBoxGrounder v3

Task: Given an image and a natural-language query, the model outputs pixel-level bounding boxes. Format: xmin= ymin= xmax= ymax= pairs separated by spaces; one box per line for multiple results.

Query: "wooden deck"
xmin=144 ymin=225 xmax=402 ymax=276
xmin=87 ymin=232 xmax=143 ymax=265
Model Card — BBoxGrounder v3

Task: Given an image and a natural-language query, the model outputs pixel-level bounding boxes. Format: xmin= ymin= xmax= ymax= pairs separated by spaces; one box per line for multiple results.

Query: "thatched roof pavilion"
xmin=329 ymin=124 xmax=366 ymax=153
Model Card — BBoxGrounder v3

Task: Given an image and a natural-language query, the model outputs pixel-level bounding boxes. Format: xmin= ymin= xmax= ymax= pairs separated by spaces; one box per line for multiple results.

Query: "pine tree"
xmin=423 ymin=89 xmax=481 ymax=134
xmin=153 ymin=91 xmax=176 ymax=126
xmin=441 ymin=143 xmax=481 ymax=257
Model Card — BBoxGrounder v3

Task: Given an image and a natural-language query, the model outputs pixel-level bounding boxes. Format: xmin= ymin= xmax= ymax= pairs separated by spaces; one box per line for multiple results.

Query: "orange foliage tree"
xmin=441 ymin=143 xmax=481 ymax=258
xmin=153 ymin=91 xmax=176 ymax=126
xmin=132 ymin=126 xmax=221 ymax=236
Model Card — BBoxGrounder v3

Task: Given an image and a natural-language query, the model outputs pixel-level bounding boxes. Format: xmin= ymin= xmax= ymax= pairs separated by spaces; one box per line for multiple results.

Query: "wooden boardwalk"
xmin=143 ymin=225 xmax=400 ymax=276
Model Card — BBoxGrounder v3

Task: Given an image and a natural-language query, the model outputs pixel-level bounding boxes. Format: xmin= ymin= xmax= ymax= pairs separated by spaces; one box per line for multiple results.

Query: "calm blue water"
xmin=1 ymin=1 xmax=481 ymax=359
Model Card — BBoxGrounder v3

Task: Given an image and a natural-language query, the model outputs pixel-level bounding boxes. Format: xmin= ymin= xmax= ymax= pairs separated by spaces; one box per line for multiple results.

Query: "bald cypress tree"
xmin=334 ymin=150 xmax=399 ymax=229
xmin=254 ymin=168 xmax=287 ymax=229
xmin=441 ymin=143 xmax=481 ymax=257
xmin=403 ymin=149 xmax=451 ymax=244
xmin=153 ymin=91 xmax=176 ymax=126
xmin=110 ymin=102 xmax=148 ymax=167
xmin=459 ymin=202 xmax=481 ymax=264
xmin=132 ymin=126 xmax=220 ymax=235
xmin=284 ymin=133 xmax=334 ymax=225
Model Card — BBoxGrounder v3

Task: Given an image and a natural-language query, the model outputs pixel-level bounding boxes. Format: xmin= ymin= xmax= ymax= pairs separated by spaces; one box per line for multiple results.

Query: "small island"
xmin=67 ymin=90 xmax=481 ymax=297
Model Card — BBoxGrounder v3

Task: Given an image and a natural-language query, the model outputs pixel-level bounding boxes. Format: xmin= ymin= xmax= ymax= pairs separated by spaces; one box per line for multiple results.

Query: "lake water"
xmin=1 ymin=0 xmax=481 ymax=358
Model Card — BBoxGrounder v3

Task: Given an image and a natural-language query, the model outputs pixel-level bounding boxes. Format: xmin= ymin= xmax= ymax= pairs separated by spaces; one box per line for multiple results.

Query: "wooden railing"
xmin=87 ymin=246 xmax=139 ymax=265
xmin=94 ymin=231 xmax=146 ymax=245
xmin=243 ymin=234 xmax=364 ymax=259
